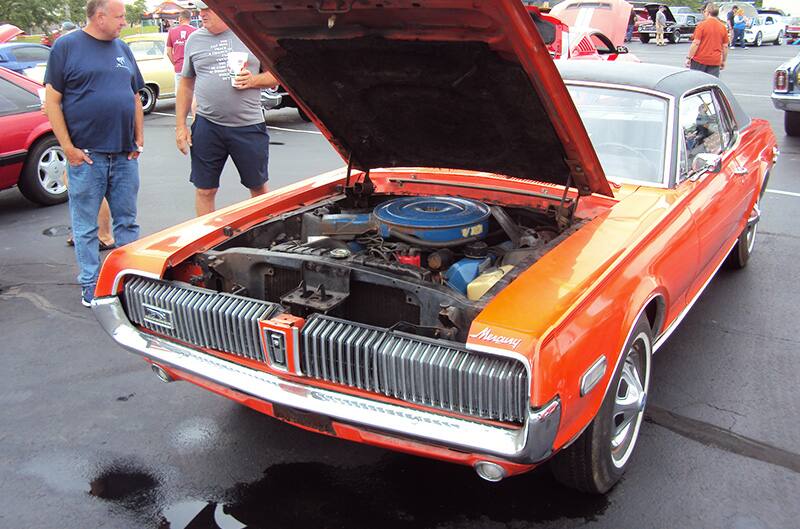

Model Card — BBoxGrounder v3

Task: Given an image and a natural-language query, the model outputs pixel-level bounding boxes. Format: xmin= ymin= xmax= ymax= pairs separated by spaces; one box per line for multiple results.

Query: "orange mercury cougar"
xmin=92 ymin=0 xmax=777 ymax=493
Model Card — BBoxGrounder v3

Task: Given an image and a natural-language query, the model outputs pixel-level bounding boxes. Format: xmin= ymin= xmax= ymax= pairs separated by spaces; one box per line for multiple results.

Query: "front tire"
xmin=755 ymin=32 xmax=763 ymax=47
xmin=786 ymin=111 xmax=800 ymax=137
xmin=139 ymin=84 xmax=157 ymax=115
xmin=551 ymin=315 xmax=652 ymax=494
xmin=17 ymin=135 xmax=68 ymax=206
xmin=775 ymin=30 xmax=783 ymax=45
xmin=640 ymin=34 xmax=650 ymax=43
xmin=669 ymin=29 xmax=681 ymax=43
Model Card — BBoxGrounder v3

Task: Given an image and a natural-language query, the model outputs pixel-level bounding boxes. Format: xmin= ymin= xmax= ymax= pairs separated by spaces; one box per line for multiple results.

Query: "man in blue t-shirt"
xmin=45 ymin=0 xmax=145 ymax=307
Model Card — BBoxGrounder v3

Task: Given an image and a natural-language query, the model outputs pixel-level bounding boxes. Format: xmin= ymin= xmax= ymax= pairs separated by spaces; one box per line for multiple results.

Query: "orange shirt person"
xmin=685 ymin=2 xmax=729 ymax=77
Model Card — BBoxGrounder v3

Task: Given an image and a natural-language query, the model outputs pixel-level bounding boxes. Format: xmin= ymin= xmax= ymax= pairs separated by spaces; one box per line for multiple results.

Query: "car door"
xmin=676 ymin=89 xmax=745 ymax=294
xmin=0 ymin=75 xmax=44 ymax=189
xmin=763 ymin=16 xmax=779 ymax=41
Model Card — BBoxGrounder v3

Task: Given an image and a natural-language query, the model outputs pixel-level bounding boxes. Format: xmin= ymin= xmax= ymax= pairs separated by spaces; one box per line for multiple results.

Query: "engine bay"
xmin=184 ymin=193 xmax=584 ymax=341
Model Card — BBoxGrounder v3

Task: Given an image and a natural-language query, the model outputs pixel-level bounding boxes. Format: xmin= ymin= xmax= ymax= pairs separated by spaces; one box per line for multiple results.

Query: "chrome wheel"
xmin=755 ymin=32 xmax=763 ymax=47
xmin=139 ymin=85 xmax=157 ymax=114
xmin=745 ymin=201 xmax=759 ymax=254
xmin=610 ymin=330 xmax=651 ymax=468
xmin=37 ymin=146 xmax=67 ymax=197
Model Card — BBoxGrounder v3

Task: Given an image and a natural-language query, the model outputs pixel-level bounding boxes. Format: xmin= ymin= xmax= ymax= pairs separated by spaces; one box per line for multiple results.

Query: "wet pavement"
xmin=1 ymin=41 xmax=800 ymax=528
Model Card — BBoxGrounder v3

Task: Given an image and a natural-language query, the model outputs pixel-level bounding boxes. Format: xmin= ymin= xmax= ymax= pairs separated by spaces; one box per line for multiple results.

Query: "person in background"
xmin=685 ymin=2 xmax=728 ymax=77
xmin=655 ymin=5 xmax=668 ymax=46
xmin=625 ymin=10 xmax=635 ymax=43
xmin=166 ymin=10 xmax=197 ymax=96
xmin=45 ymin=0 xmax=145 ymax=306
xmin=174 ymin=0 xmax=277 ymax=217
xmin=726 ymin=5 xmax=737 ymax=47
xmin=732 ymin=8 xmax=748 ymax=48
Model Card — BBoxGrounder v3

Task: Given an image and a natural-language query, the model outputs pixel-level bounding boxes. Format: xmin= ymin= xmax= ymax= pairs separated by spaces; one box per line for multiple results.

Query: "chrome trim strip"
xmin=112 ymin=268 xmax=160 ymax=293
xmin=92 ymin=296 xmax=560 ymax=464
xmin=653 ymin=238 xmax=737 ymax=352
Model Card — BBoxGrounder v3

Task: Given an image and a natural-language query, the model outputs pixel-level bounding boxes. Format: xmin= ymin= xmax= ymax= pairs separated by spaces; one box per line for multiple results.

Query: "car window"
xmin=0 ymin=77 xmax=41 ymax=117
xmin=128 ymin=40 xmax=165 ymax=60
xmin=567 ymin=85 xmax=668 ymax=185
xmin=678 ymin=92 xmax=723 ymax=179
xmin=11 ymin=46 xmax=50 ymax=63
xmin=711 ymin=88 xmax=736 ymax=148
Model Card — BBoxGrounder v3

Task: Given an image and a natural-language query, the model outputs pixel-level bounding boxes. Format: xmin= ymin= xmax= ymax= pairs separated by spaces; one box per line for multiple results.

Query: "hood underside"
xmin=211 ymin=0 xmax=612 ymax=196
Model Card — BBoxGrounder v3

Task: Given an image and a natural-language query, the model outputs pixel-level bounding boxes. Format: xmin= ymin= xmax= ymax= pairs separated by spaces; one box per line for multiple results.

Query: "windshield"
xmin=567 ymin=85 xmax=669 ymax=185
xmin=128 ymin=39 xmax=164 ymax=61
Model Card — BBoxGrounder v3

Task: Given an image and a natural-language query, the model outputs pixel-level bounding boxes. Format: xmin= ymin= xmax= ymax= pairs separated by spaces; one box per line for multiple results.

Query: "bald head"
xmin=85 ymin=0 xmax=127 ymax=40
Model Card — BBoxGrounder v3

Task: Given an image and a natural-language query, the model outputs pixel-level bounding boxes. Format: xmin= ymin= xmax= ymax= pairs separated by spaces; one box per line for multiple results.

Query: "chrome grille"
xmin=123 ymin=276 xmax=281 ymax=362
xmin=301 ymin=316 xmax=529 ymax=423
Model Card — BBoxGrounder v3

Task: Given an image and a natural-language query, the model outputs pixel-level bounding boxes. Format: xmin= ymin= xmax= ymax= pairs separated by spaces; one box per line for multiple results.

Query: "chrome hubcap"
xmin=37 ymin=147 xmax=67 ymax=196
xmin=610 ymin=332 xmax=650 ymax=468
xmin=745 ymin=201 xmax=760 ymax=253
xmin=140 ymin=89 xmax=153 ymax=109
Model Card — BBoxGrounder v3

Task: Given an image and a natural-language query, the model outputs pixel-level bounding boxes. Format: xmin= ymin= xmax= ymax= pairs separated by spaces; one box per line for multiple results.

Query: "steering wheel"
xmin=595 ymin=142 xmax=658 ymax=174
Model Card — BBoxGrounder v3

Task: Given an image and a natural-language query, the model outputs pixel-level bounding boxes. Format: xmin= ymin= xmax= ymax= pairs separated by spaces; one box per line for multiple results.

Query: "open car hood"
xmin=549 ymin=0 xmax=633 ymax=47
xmin=209 ymin=0 xmax=612 ymax=196
xmin=645 ymin=4 xmax=677 ymax=23
xmin=0 ymin=24 xmax=23 ymax=43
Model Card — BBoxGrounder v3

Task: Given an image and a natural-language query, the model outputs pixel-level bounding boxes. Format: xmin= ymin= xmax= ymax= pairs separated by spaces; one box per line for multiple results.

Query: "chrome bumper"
xmin=93 ymin=296 xmax=560 ymax=464
xmin=772 ymin=92 xmax=800 ymax=113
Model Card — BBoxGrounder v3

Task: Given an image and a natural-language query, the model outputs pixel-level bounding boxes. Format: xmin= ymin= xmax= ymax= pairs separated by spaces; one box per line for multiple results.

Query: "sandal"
xmin=100 ymin=241 xmax=116 ymax=251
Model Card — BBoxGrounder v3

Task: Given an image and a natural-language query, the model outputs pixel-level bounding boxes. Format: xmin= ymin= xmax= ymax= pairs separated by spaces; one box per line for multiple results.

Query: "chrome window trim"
xmin=564 ymin=80 xmax=675 ymax=189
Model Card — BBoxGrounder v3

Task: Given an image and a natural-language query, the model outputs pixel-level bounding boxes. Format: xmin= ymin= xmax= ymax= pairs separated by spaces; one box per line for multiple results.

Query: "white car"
xmin=745 ymin=14 xmax=784 ymax=46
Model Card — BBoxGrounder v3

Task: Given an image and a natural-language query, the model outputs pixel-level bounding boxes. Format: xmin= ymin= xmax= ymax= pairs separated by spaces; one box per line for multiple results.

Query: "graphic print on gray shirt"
xmin=182 ymin=28 xmax=263 ymax=127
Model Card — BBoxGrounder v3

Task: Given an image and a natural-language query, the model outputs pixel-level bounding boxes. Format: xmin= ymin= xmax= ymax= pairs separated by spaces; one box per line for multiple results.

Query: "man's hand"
xmin=128 ymin=140 xmax=144 ymax=160
xmin=720 ymin=61 xmax=725 ymax=70
xmin=232 ymin=68 xmax=253 ymax=90
xmin=66 ymin=146 xmax=92 ymax=166
xmin=176 ymin=124 xmax=192 ymax=155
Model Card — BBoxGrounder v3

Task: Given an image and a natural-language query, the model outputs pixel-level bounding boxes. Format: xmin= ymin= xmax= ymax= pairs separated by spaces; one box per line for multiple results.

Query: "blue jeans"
xmin=67 ymin=152 xmax=140 ymax=287
xmin=733 ymin=28 xmax=745 ymax=47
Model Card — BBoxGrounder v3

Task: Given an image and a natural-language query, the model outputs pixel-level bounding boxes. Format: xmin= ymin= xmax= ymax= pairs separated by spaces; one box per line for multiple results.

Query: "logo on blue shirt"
xmin=115 ymin=56 xmax=128 ymax=69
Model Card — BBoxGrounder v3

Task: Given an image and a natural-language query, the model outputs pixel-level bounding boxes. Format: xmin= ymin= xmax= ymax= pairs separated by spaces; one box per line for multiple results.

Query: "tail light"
xmin=774 ymin=70 xmax=788 ymax=93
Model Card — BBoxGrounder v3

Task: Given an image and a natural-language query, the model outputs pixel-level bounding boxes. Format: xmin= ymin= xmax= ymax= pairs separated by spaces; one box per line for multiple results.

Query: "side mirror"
xmin=616 ymin=45 xmax=629 ymax=54
xmin=691 ymin=153 xmax=722 ymax=175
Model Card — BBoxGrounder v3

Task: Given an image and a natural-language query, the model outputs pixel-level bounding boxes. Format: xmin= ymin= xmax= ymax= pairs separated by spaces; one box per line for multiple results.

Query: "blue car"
xmin=0 ymin=43 xmax=51 ymax=75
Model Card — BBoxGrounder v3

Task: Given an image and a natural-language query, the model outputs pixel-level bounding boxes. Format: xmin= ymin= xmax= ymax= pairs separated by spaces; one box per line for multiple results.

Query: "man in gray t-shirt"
xmin=175 ymin=0 xmax=278 ymax=216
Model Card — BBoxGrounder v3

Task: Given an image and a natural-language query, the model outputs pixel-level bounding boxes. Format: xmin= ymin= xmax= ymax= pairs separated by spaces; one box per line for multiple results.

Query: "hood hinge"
xmin=555 ymin=173 xmax=578 ymax=231
xmin=565 ymin=158 xmax=592 ymax=196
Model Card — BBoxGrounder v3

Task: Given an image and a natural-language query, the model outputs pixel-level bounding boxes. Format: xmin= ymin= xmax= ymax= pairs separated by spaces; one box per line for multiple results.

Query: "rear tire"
xmin=17 ymin=135 xmax=68 ymax=206
xmin=640 ymin=34 xmax=650 ymax=43
xmin=551 ymin=315 xmax=652 ymax=494
xmin=139 ymin=84 xmax=157 ymax=115
xmin=726 ymin=198 xmax=760 ymax=269
xmin=775 ymin=30 xmax=783 ymax=44
xmin=669 ymin=29 xmax=681 ymax=43
xmin=755 ymin=32 xmax=763 ymax=47
xmin=786 ymin=111 xmax=800 ymax=137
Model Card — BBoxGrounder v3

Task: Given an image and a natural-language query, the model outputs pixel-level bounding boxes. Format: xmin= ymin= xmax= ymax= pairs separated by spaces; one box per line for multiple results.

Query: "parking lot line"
xmin=766 ymin=189 xmax=800 ymax=198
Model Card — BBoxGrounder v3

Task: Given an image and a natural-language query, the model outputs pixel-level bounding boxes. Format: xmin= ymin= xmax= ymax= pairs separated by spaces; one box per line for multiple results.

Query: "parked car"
xmin=0 ymin=67 xmax=67 ymax=205
xmin=0 ymin=24 xmax=23 ymax=43
xmin=786 ymin=16 xmax=800 ymax=43
xmin=122 ymin=33 xmax=176 ymax=114
xmin=0 ymin=42 xmax=51 ymax=75
xmin=92 ymin=0 xmax=777 ymax=494
xmin=744 ymin=14 xmax=785 ymax=46
xmin=638 ymin=4 xmax=698 ymax=43
xmin=772 ymin=52 xmax=800 ymax=136
xmin=717 ymin=2 xmax=759 ymax=29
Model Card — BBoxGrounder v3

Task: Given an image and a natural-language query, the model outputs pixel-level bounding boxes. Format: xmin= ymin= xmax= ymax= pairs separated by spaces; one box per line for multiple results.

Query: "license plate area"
xmin=273 ymin=403 xmax=335 ymax=434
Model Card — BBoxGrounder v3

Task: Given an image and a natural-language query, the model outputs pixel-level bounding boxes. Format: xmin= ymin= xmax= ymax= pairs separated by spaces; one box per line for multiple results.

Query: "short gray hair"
xmin=86 ymin=0 xmax=111 ymax=18
xmin=179 ymin=10 xmax=192 ymax=21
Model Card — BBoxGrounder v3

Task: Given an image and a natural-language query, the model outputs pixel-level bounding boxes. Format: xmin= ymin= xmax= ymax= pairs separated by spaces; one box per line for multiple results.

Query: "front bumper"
xmin=93 ymin=296 xmax=561 ymax=464
xmin=772 ymin=92 xmax=800 ymax=113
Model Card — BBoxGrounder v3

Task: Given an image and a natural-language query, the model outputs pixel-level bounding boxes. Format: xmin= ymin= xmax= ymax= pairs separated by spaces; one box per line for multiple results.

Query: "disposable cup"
xmin=227 ymin=51 xmax=248 ymax=86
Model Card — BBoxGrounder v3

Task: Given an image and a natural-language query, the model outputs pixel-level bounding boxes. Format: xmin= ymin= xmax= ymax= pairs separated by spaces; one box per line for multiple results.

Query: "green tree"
xmin=63 ymin=0 xmax=86 ymax=24
xmin=0 ymin=0 xmax=63 ymax=32
xmin=125 ymin=0 xmax=147 ymax=26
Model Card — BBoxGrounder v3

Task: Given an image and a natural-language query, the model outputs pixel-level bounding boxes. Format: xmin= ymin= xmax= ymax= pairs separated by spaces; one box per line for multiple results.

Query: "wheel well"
xmin=24 ymin=132 xmax=57 ymax=163
xmin=643 ymin=296 xmax=665 ymax=335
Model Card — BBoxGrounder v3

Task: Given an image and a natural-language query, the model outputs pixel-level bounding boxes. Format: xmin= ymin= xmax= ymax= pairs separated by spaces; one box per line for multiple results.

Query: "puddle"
xmin=89 ymin=461 xmax=161 ymax=511
xmin=42 ymin=225 xmax=71 ymax=237
xmin=155 ymin=457 xmax=608 ymax=529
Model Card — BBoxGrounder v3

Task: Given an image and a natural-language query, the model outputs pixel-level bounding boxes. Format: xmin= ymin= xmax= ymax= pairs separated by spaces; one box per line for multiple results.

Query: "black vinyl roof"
xmin=555 ymin=61 xmax=751 ymax=130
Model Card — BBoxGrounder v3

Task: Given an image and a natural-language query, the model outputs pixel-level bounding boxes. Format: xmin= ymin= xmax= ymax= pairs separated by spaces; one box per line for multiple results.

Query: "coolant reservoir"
xmin=467 ymin=265 xmax=514 ymax=301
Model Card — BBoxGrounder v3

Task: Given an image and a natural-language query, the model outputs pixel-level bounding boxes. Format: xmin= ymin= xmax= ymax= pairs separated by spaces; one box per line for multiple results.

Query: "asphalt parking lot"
xmin=1 ymin=40 xmax=799 ymax=529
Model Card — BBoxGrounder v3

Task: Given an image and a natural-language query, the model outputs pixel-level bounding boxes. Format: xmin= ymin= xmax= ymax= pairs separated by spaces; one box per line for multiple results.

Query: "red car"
xmin=0 ymin=67 xmax=67 ymax=205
